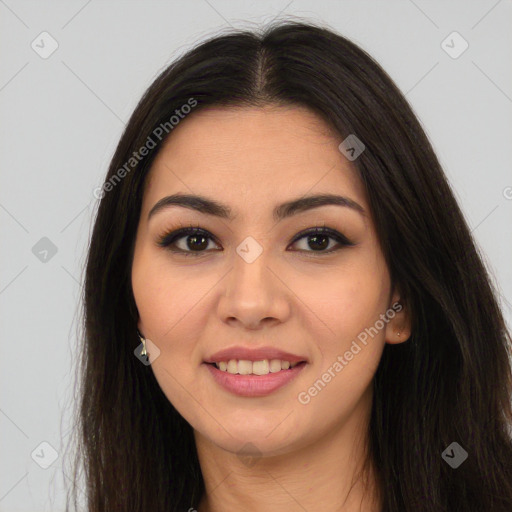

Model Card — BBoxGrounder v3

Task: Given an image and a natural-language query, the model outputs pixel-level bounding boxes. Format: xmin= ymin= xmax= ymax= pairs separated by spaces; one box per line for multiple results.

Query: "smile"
xmin=203 ymin=361 xmax=307 ymax=397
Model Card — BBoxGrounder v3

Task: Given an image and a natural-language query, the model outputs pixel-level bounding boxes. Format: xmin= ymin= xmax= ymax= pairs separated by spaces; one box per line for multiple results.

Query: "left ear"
xmin=384 ymin=287 xmax=412 ymax=345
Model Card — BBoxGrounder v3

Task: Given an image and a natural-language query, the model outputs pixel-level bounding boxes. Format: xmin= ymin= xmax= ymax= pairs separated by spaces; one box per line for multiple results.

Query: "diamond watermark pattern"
xmin=32 ymin=237 xmax=58 ymax=263
xmin=338 ymin=134 xmax=365 ymax=161
xmin=31 ymin=441 xmax=59 ymax=469
xmin=31 ymin=31 xmax=59 ymax=59
xmin=441 ymin=31 xmax=469 ymax=59
xmin=236 ymin=236 xmax=263 ymax=264
xmin=236 ymin=442 xmax=262 ymax=467
xmin=442 ymin=441 xmax=468 ymax=468
xmin=134 ymin=338 xmax=161 ymax=366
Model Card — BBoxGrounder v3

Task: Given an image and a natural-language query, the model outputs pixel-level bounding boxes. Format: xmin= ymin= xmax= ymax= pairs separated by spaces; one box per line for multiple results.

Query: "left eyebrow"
xmin=147 ymin=192 xmax=366 ymax=222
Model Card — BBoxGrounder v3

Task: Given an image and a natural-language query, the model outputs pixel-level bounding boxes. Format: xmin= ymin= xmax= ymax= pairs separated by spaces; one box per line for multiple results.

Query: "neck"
xmin=194 ymin=387 xmax=382 ymax=512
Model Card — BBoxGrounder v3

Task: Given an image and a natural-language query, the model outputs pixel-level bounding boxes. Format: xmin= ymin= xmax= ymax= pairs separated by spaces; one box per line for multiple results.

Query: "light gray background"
xmin=1 ymin=1 xmax=511 ymax=510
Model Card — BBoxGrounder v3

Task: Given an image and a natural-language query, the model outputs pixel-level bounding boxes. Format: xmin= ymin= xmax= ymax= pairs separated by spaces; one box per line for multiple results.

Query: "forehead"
xmin=143 ymin=105 xmax=369 ymax=220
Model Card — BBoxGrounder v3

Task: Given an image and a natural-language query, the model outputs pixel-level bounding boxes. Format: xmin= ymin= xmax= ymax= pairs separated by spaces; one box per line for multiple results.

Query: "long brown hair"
xmin=65 ymin=20 xmax=512 ymax=511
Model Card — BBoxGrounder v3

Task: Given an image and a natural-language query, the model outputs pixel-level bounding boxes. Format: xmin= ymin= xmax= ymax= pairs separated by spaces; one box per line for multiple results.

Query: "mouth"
xmin=205 ymin=359 xmax=306 ymax=375
xmin=203 ymin=360 xmax=308 ymax=397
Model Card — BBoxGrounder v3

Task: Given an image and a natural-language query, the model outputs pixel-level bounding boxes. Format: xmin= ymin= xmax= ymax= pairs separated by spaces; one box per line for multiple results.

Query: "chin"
xmin=196 ymin=420 xmax=305 ymax=458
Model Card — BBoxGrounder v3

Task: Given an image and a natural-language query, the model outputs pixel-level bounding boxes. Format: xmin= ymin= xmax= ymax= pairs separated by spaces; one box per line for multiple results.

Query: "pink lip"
xmin=204 ymin=346 xmax=307 ymax=364
xmin=204 ymin=361 xmax=307 ymax=397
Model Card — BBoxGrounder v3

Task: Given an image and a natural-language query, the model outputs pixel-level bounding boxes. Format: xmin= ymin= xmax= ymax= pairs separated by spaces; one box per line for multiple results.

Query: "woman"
xmin=66 ymin=20 xmax=512 ymax=512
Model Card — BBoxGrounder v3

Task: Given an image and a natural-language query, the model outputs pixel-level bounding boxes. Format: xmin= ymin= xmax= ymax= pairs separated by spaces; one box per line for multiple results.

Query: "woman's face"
xmin=131 ymin=105 xmax=407 ymax=457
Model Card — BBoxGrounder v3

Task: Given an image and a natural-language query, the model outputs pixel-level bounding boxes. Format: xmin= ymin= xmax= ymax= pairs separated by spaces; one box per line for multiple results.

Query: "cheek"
xmin=132 ymin=249 xmax=209 ymax=341
xmin=294 ymin=254 xmax=389 ymax=388
xmin=132 ymin=250 xmax=216 ymax=405
xmin=297 ymin=260 xmax=388 ymax=343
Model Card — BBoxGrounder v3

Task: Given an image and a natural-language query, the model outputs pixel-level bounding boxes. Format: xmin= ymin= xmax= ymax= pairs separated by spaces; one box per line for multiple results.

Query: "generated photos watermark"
xmin=297 ymin=301 xmax=403 ymax=405
xmin=93 ymin=97 xmax=198 ymax=199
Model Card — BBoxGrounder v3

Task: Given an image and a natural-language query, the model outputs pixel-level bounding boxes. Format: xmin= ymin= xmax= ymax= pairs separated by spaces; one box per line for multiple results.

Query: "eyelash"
xmin=156 ymin=224 xmax=355 ymax=258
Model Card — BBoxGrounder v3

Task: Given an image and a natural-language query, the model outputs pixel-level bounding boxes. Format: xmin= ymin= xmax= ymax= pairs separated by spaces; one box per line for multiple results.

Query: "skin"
xmin=131 ymin=105 xmax=411 ymax=512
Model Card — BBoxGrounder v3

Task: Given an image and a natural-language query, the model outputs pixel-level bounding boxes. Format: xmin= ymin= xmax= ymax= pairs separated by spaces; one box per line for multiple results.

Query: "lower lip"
xmin=203 ymin=362 xmax=307 ymax=397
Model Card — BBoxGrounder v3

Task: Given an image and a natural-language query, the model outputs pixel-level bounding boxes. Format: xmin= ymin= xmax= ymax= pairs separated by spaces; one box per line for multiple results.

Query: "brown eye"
xmin=157 ymin=227 xmax=219 ymax=256
xmin=288 ymin=227 xmax=355 ymax=255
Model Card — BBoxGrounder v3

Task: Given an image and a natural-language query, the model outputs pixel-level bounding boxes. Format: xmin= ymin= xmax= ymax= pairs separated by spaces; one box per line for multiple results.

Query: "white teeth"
xmin=269 ymin=359 xmax=282 ymax=373
xmin=214 ymin=359 xmax=301 ymax=375
xmin=238 ymin=360 xmax=252 ymax=375
xmin=252 ymin=360 xmax=269 ymax=375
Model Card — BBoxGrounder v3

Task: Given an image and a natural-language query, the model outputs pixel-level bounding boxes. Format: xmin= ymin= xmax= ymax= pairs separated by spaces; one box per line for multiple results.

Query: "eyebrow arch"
xmin=147 ymin=192 xmax=366 ymax=222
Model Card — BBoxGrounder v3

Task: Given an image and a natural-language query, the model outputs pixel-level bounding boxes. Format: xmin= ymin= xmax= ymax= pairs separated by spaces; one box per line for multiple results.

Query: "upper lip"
xmin=204 ymin=346 xmax=308 ymax=364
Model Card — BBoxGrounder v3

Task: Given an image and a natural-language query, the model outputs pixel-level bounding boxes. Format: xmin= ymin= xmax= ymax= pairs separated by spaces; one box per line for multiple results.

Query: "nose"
xmin=217 ymin=244 xmax=291 ymax=331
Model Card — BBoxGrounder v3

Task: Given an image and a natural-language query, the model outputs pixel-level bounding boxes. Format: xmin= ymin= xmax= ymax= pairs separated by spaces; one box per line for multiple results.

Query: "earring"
xmin=137 ymin=330 xmax=147 ymax=357
xmin=397 ymin=332 xmax=401 ymax=338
